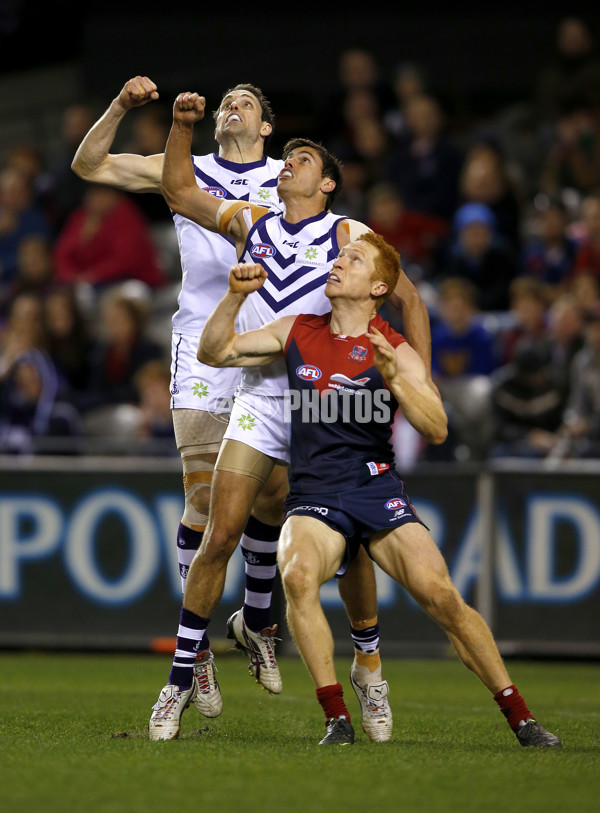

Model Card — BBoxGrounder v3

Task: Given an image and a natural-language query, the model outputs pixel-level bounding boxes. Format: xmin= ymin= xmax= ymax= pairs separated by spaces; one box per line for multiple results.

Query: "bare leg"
xmin=251 ymin=463 xmax=289 ymax=526
xmin=277 ymin=515 xmax=346 ymax=687
xmin=183 ymin=467 xmax=265 ymax=617
xmin=337 ymin=545 xmax=378 ymax=621
xmin=369 ymin=523 xmax=511 ymax=694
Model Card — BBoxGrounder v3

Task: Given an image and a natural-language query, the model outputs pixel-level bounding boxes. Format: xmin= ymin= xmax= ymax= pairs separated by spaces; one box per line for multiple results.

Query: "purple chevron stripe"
xmin=256 ymin=273 xmax=329 ymax=313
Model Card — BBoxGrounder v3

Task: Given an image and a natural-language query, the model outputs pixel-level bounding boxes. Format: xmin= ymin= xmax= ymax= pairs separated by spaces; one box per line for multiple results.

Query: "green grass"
xmin=1 ymin=653 xmax=598 ymax=813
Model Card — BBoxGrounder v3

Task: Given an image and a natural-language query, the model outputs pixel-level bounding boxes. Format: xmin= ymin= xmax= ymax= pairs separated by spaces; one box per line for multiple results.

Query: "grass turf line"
xmin=1 ymin=653 xmax=599 ymax=813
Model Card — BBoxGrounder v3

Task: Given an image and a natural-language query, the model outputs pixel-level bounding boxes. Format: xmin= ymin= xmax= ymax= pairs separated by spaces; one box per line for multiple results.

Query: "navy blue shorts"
xmin=283 ymin=470 xmax=424 ymax=576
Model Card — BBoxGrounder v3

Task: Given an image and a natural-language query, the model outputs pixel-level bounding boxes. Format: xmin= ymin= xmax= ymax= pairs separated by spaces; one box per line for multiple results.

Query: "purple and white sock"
xmin=168 ymin=607 xmax=210 ymax=689
xmin=177 ymin=523 xmax=203 ymax=593
xmin=240 ymin=516 xmax=280 ymax=632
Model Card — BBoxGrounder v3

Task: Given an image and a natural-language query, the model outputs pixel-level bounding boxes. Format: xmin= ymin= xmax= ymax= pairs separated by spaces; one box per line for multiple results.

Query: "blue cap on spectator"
xmin=454 ymin=202 xmax=496 ymax=232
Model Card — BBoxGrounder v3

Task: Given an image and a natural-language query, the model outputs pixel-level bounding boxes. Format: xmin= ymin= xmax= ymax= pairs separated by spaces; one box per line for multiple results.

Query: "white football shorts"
xmin=223 ymin=390 xmax=291 ymax=464
xmin=169 ymin=332 xmax=241 ymax=413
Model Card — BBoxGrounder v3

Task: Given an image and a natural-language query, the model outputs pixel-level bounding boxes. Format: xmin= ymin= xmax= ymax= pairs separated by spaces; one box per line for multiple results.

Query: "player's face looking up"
xmin=326 ymin=240 xmax=387 ymax=302
xmin=214 ymin=90 xmax=271 ymax=144
xmin=276 ymin=147 xmax=335 ymax=202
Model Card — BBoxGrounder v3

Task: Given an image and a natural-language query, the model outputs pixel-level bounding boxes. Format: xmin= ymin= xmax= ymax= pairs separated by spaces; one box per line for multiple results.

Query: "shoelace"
xmin=358 ymin=685 xmax=389 ymax=717
xmin=195 ymin=658 xmax=218 ymax=693
xmin=242 ymin=628 xmax=281 ymax=669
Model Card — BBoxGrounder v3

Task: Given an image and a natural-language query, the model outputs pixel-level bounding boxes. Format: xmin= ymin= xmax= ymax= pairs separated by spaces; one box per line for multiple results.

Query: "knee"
xmin=196 ymin=526 xmax=239 ymax=569
xmin=419 ymin=579 xmax=466 ymax=630
xmin=279 ymin=556 xmax=318 ymax=604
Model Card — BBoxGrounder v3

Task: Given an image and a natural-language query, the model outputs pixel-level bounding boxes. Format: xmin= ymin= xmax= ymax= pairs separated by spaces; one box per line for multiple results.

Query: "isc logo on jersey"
xmin=385 ymin=497 xmax=406 ymax=510
xmin=296 ymin=365 xmax=322 ymax=381
xmin=251 ymin=243 xmax=276 ymax=258
xmin=202 ymin=186 xmax=227 ymax=198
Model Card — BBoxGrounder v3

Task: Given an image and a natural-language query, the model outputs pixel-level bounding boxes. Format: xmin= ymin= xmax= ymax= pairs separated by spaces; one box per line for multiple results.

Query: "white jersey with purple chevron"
xmin=236 ymin=209 xmax=347 ymax=399
xmin=171 ymin=153 xmax=284 ymax=336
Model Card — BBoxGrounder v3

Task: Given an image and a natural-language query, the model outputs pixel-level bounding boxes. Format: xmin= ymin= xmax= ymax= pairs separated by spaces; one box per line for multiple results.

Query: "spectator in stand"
xmin=386 ymin=94 xmax=462 ymax=221
xmin=0 ymin=348 xmax=81 ymax=455
xmin=519 ymin=195 xmax=577 ymax=295
xmin=429 ymin=277 xmax=498 ymax=460
xmin=43 ymin=284 xmax=93 ymax=403
xmin=320 ymin=46 xmax=395 ymax=145
xmin=3 ymin=143 xmax=55 ymax=222
xmin=81 ymin=290 xmax=165 ymax=413
xmin=533 ymin=16 xmax=600 ymax=127
xmin=133 ymin=359 xmax=177 ymax=453
xmin=498 ymin=277 xmax=549 ymax=365
xmin=546 ymin=293 xmax=586 ymax=401
xmin=489 ymin=339 xmax=566 ymax=459
xmin=53 ymin=184 xmax=167 ymax=292
xmin=431 ymin=277 xmax=499 ymax=379
xmin=0 ymin=167 xmax=51 ymax=289
xmin=0 ymin=234 xmax=55 ymax=319
xmin=438 ymin=202 xmax=517 ymax=312
xmin=330 ymin=152 xmax=369 ymax=223
xmin=383 ymin=61 xmax=429 ymax=140
xmin=0 ymin=292 xmax=46 ymax=379
xmin=46 ymin=103 xmax=98 ymax=232
xmin=547 ymin=302 xmax=600 ymax=460
xmin=365 ymin=182 xmax=448 ymax=280
xmin=570 ymin=271 xmax=600 ymax=318
xmin=539 ymin=101 xmax=600 ymax=199
xmin=571 ymin=189 xmax=600 ymax=281
xmin=458 ymin=139 xmax=523 ymax=253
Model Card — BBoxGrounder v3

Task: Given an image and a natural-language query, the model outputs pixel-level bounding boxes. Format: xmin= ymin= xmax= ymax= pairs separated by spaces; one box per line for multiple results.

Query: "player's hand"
xmin=117 ymin=76 xmax=159 ymax=111
xmin=172 ymin=92 xmax=206 ymax=125
xmin=366 ymin=326 xmax=399 ymax=382
xmin=229 ymin=262 xmax=268 ymax=295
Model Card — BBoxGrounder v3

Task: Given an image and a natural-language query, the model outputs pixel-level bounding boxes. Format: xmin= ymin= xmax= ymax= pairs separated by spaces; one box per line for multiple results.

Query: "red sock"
xmin=494 ymin=684 xmax=533 ymax=732
xmin=316 ymin=683 xmax=351 ymax=723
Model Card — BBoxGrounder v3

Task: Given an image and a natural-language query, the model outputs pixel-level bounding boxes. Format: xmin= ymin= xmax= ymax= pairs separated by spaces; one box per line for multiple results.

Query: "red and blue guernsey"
xmin=284 ymin=311 xmax=406 ymax=495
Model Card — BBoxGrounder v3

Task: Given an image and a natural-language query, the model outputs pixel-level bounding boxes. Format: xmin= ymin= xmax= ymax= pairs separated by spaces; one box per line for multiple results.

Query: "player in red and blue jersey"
xmin=198 ymin=230 xmax=562 ymax=749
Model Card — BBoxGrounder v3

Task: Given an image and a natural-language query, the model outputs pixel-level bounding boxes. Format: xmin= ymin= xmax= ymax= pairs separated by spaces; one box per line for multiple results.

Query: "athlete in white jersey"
xmin=72 ymin=79 xmax=403 ymax=737
xmin=146 ymin=91 xmax=434 ymax=741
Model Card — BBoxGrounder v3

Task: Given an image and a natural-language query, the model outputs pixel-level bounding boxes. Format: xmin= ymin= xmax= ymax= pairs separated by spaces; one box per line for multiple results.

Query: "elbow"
xmin=197 ymin=344 xmax=223 ymax=367
xmin=429 ymin=418 xmax=448 ymax=446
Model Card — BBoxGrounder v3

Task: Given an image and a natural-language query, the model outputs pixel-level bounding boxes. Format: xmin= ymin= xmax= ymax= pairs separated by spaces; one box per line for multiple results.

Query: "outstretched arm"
xmin=367 ymin=326 xmax=448 ymax=445
xmin=71 ymin=76 xmax=166 ymax=192
xmin=198 ymin=262 xmax=295 ymax=367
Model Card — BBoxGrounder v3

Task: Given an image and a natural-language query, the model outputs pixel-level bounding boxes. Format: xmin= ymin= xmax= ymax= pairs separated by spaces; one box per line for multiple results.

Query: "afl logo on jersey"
xmin=202 ymin=186 xmax=227 ymax=198
xmin=296 ymin=364 xmax=322 ymax=381
xmin=385 ymin=498 xmax=406 ymax=510
xmin=251 ymin=243 xmax=275 ymax=259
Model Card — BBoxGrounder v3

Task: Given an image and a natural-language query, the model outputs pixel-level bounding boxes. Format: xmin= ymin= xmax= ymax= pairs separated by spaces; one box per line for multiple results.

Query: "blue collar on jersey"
xmin=212 ymin=153 xmax=268 ymax=172
xmin=280 ymin=209 xmax=331 ymax=234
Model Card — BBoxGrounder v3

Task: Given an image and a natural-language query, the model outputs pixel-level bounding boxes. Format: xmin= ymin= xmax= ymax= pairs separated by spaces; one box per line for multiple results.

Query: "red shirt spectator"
xmin=53 ymin=185 xmax=166 ymax=289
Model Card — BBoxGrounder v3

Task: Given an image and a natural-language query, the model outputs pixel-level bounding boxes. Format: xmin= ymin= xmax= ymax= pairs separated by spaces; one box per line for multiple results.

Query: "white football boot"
xmin=227 ymin=609 xmax=282 ymax=694
xmin=350 ymin=659 xmax=393 ymax=742
xmin=192 ymin=650 xmax=222 ymax=718
xmin=149 ymin=682 xmax=197 ymax=740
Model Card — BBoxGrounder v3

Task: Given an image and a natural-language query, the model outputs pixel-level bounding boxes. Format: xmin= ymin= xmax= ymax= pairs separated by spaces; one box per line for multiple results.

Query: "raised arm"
xmin=198 ymin=262 xmax=295 ymax=367
xmin=367 ymin=326 xmax=448 ymax=445
xmin=161 ymin=92 xmax=258 ymax=250
xmin=71 ymin=76 xmax=165 ymax=192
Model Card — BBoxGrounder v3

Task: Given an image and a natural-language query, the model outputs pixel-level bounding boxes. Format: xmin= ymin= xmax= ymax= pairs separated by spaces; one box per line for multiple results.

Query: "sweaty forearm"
xmin=161 ymin=120 xmax=195 ymax=209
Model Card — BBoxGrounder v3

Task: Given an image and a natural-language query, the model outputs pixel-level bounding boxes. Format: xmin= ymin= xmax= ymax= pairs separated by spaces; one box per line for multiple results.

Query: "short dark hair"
xmin=282 ymin=138 xmax=343 ymax=209
xmin=214 ymin=83 xmax=274 ymax=148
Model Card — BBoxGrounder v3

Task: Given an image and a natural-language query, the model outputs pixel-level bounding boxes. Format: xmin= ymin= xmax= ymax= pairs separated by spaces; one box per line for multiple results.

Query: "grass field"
xmin=1 ymin=651 xmax=598 ymax=813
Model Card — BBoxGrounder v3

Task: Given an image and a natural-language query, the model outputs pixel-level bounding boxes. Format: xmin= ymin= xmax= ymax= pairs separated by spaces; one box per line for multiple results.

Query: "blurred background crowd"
xmin=1 ymin=12 xmax=600 ymax=466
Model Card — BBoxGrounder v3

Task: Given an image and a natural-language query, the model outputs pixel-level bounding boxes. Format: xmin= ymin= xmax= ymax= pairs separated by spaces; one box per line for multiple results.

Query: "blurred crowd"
xmin=1 ymin=15 xmax=600 ymax=465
